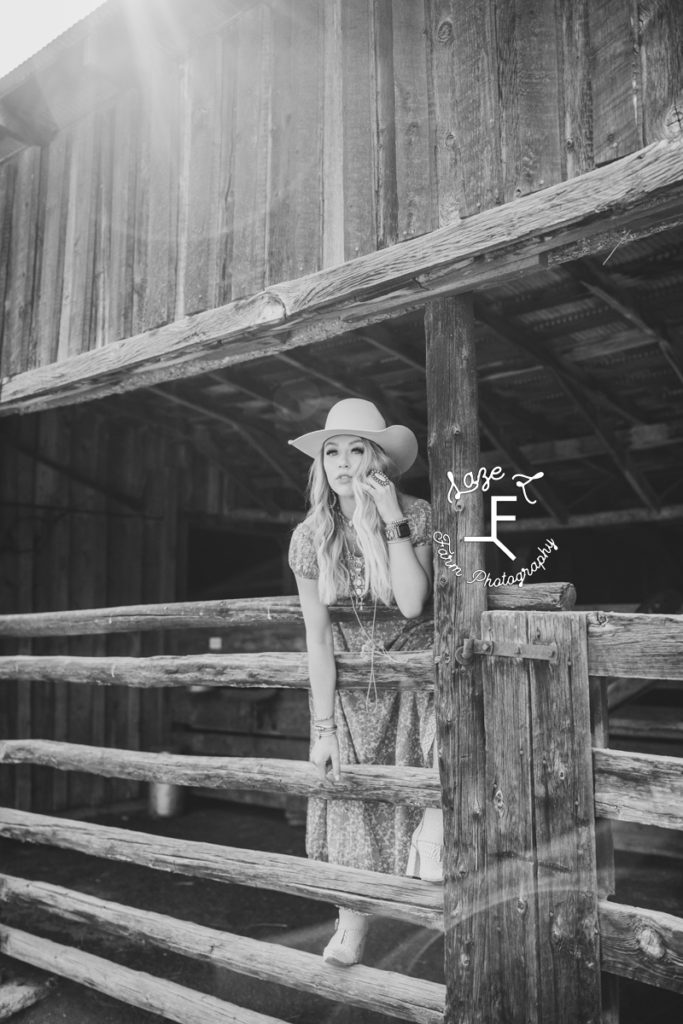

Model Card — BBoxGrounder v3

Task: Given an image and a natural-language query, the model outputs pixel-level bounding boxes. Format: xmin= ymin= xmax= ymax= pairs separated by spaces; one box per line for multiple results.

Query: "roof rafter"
xmin=474 ymin=299 xmax=661 ymax=511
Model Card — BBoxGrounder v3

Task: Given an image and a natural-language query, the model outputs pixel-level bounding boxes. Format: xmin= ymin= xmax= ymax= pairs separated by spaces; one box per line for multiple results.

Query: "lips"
xmin=336 ymin=474 xmax=352 ymax=482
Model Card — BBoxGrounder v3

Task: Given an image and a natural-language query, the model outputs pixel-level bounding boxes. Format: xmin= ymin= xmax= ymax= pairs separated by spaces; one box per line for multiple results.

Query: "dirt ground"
xmin=0 ymin=799 xmax=681 ymax=1024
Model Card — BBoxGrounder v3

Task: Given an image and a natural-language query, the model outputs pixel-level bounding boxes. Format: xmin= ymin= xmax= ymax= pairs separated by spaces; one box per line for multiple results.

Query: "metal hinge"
xmin=453 ymin=638 xmax=558 ymax=666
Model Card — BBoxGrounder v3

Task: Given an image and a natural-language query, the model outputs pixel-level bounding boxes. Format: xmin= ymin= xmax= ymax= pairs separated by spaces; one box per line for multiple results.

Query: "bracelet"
xmin=384 ymin=519 xmax=411 ymax=542
xmin=315 ymin=724 xmax=338 ymax=739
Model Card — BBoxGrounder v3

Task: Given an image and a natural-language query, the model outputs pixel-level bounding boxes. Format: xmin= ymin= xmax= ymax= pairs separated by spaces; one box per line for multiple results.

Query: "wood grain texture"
xmin=526 ymin=611 xmax=601 ymax=1024
xmin=0 ymin=742 xmax=441 ymax=807
xmin=0 ymin=583 xmax=574 ymax=636
xmin=0 ymin=875 xmax=445 ymax=1024
xmin=268 ymin=0 xmax=323 ymax=282
xmin=640 ymin=0 xmax=683 ymax=143
xmin=392 ymin=0 xmax=434 ymax=239
xmin=589 ymin=0 xmax=642 ymax=164
xmin=0 ymin=808 xmax=443 ymax=926
xmin=4 ymin=135 xmax=683 ymax=413
xmin=341 ymin=0 xmax=376 ymax=258
xmin=0 ymin=650 xmax=432 ymax=689
xmin=600 ymin=899 xmax=683 ymax=993
xmin=480 ymin=610 xmax=539 ymax=1024
xmin=2 ymin=148 xmax=41 ymax=377
xmin=426 ymin=295 xmax=488 ymax=1023
xmin=0 ymin=926 xmax=284 ymax=1024
xmin=587 ymin=610 xmax=683 ymax=679
xmin=558 ymin=0 xmax=593 ymax=177
xmin=496 ymin=0 xmax=563 ymax=200
xmin=593 ymin=747 xmax=683 ymax=829
xmin=231 ymin=3 xmax=273 ymax=297
xmin=426 ymin=0 xmax=461 ymax=226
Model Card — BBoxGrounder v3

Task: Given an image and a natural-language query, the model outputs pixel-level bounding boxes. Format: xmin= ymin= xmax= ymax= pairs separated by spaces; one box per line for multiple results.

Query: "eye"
xmin=351 ymin=446 xmax=364 ymax=455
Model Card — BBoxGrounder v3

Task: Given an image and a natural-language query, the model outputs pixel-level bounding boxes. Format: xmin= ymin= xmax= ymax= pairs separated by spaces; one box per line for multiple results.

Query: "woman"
xmin=287 ymin=398 xmax=443 ymax=966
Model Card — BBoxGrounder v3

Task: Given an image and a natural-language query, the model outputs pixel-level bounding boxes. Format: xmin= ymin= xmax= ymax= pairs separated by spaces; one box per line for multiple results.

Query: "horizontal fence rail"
xmin=0 ymin=925 xmax=285 ymax=1024
xmin=0 ymin=652 xmax=432 ymax=689
xmin=0 ymin=874 xmax=445 ymax=1024
xmin=599 ymin=900 xmax=683 ymax=994
xmin=0 ymin=742 xmax=441 ymax=807
xmin=587 ymin=611 xmax=683 ymax=680
xmin=0 ymin=810 xmax=443 ymax=927
xmin=0 ymin=583 xmax=576 ymax=637
xmin=593 ymin=748 xmax=683 ymax=831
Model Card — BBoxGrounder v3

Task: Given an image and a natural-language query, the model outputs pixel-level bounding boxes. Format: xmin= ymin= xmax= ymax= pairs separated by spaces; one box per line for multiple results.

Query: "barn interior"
xmin=1 ymin=0 xmax=683 ymax=1020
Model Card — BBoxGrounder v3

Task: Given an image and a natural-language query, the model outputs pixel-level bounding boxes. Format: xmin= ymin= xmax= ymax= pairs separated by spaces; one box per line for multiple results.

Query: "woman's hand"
xmin=310 ymin=732 xmax=341 ymax=782
xmin=361 ymin=470 xmax=404 ymax=525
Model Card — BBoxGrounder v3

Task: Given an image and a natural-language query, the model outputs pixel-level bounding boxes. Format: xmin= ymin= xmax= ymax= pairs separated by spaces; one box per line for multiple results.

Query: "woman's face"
xmin=323 ymin=434 xmax=370 ymax=500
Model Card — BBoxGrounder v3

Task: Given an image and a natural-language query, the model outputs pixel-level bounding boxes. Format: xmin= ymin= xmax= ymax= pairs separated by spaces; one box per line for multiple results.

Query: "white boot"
xmin=322 ymin=907 xmax=370 ymax=966
xmin=406 ymin=807 xmax=443 ymax=883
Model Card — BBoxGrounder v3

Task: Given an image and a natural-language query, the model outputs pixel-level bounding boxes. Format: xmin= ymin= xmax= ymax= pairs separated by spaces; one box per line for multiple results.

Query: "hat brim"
xmin=288 ymin=425 xmax=418 ymax=475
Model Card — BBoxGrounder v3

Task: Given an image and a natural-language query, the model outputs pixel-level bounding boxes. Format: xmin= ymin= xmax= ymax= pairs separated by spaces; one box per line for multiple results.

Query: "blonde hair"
xmin=305 ymin=439 xmax=398 ymax=605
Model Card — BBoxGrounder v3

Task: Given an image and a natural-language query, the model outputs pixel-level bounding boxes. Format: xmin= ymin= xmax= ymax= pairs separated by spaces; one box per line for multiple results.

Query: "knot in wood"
xmin=444 ymin=131 xmax=456 ymax=150
xmin=637 ymin=925 xmax=665 ymax=961
xmin=437 ymin=19 xmax=454 ymax=44
xmin=493 ymin=787 xmax=505 ymax=817
xmin=516 ymin=898 xmax=527 ymax=916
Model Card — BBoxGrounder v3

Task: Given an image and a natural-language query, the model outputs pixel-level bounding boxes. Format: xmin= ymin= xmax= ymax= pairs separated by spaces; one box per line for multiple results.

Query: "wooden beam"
xmin=568 ymin=256 xmax=683 ymax=388
xmin=426 ymin=295 xmax=488 ymax=1024
xmin=587 ymin=611 xmax=683 ymax=680
xmin=149 ymin=386 xmax=301 ymax=492
xmin=477 ymin=403 xmax=569 ymax=522
xmin=0 ymin=808 xmax=443 ymax=926
xmin=0 ymin=876 xmax=445 ymax=1024
xmin=0 ymin=582 xmax=576 ymax=638
xmin=593 ymin=747 xmax=683 ymax=830
xmin=1 ymin=137 xmax=682 ymax=413
xmin=0 ymin=926 xmax=284 ymax=1024
xmin=0 ymin=962 xmax=54 ymax=1021
xmin=0 ymin=98 xmax=55 ymax=146
xmin=0 ymin=741 xmax=441 ymax=806
xmin=498 ymin=502 xmax=683 ymax=532
xmin=600 ymin=900 xmax=683 ymax=994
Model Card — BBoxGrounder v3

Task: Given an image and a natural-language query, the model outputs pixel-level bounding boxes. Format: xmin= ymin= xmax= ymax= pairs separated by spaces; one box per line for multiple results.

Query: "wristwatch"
xmin=384 ymin=519 xmax=411 ymax=542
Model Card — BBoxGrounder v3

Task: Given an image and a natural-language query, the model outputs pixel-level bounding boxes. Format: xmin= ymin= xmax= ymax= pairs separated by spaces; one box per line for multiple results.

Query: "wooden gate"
xmin=0 ymin=593 xmax=682 ymax=1022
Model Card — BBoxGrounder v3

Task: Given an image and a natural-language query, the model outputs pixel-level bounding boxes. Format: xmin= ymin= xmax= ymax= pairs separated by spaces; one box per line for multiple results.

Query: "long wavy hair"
xmin=305 ymin=439 xmax=398 ymax=606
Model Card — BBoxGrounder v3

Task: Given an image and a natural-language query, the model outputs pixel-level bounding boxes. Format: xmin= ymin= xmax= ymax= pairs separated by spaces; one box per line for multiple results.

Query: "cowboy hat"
xmin=288 ymin=398 xmax=418 ymax=475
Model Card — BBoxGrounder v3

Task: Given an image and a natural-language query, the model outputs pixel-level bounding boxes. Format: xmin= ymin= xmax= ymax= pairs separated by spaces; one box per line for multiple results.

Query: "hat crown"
xmin=324 ymin=399 xmax=386 ymax=433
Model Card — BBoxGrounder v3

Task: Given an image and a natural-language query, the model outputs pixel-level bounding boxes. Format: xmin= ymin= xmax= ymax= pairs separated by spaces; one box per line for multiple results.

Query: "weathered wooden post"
xmin=425 ymin=294 xmax=488 ymax=1023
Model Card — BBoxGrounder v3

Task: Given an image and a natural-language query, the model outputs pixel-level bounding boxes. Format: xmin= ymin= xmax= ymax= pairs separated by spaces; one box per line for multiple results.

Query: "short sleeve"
xmin=405 ymin=499 xmax=432 ymax=547
xmin=288 ymin=521 xmax=319 ymax=579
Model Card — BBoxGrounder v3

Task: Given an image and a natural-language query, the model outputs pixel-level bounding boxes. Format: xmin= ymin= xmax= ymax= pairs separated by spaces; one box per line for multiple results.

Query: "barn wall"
xmin=1 ymin=0 xmax=681 ymax=378
xmin=0 ymin=406 xmax=245 ymax=813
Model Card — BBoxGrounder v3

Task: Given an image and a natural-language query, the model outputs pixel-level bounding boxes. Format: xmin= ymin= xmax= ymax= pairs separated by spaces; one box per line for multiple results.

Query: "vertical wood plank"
xmin=140 ymin=428 xmax=168 ymax=755
xmin=590 ymin=673 xmax=619 ymax=1024
xmin=557 ymin=0 xmax=594 ymax=177
xmin=589 ymin=0 xmax=642 ymax=164
xmin=268 ymin=0 xmax=324 ymax=282
xmin=2 ymin=148 xmax=41 ymax=377
xmin=0 ymin=159 xmax=17 ymax=372
xmin=392 ymin=0 xmax=435 ymax=239
xmin=496 ymin=0 xmax=563 ymax=200
xmin=142 ymin=58 xmax=179 ymax=329
xmin=527 ymin=611 xmax=602 ymax=1024
xmin=14 ymin=415 xmax=37 ymax=810
xmin=68 ymin=407 xmax=107 ymax=809
xmin=341 ymin=0 xmax=376 ymax=258
xmin=231 ymin=3 xmax=273 ymax=298
xmin=109 ymin=91 xmax=139 ymax=342
xmin=448 ymin=0 xmax=501 ymax=215
xmin=91 ymin=108 xmax=114 ymax=350
xmin=183 ymin=35 xmax=224 ymax=314
xmin=640 ymin=0 xmax=683 ymax=143
xmin=371 ymin=0 xmax=398 ymax=250
xmin=57 ymin=115 xmax=98 ymax=359
xmin=0 ymin=421 xmax=18 ymax=806
xmin=322 ymin=0 xmax=345 ymax=268
xmin=481 ymin=610 xmax=540 ymax=1024
xmin=426 ymin=0 xmax=461 ymax=226
xmin=425 ymin=295 xmax=488 ymax=1024
xmin=32 ymin=129 xmax=71 ymax=365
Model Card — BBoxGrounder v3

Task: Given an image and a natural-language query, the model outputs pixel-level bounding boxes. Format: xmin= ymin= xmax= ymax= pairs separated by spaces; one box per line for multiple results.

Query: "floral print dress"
xmin=288 ymin=498 xmax=435 ymax=874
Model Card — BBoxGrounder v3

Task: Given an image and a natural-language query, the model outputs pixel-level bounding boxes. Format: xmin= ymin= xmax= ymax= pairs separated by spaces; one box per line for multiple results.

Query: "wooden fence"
xmin=0 ymin=588 xmax=682 ymax=1023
